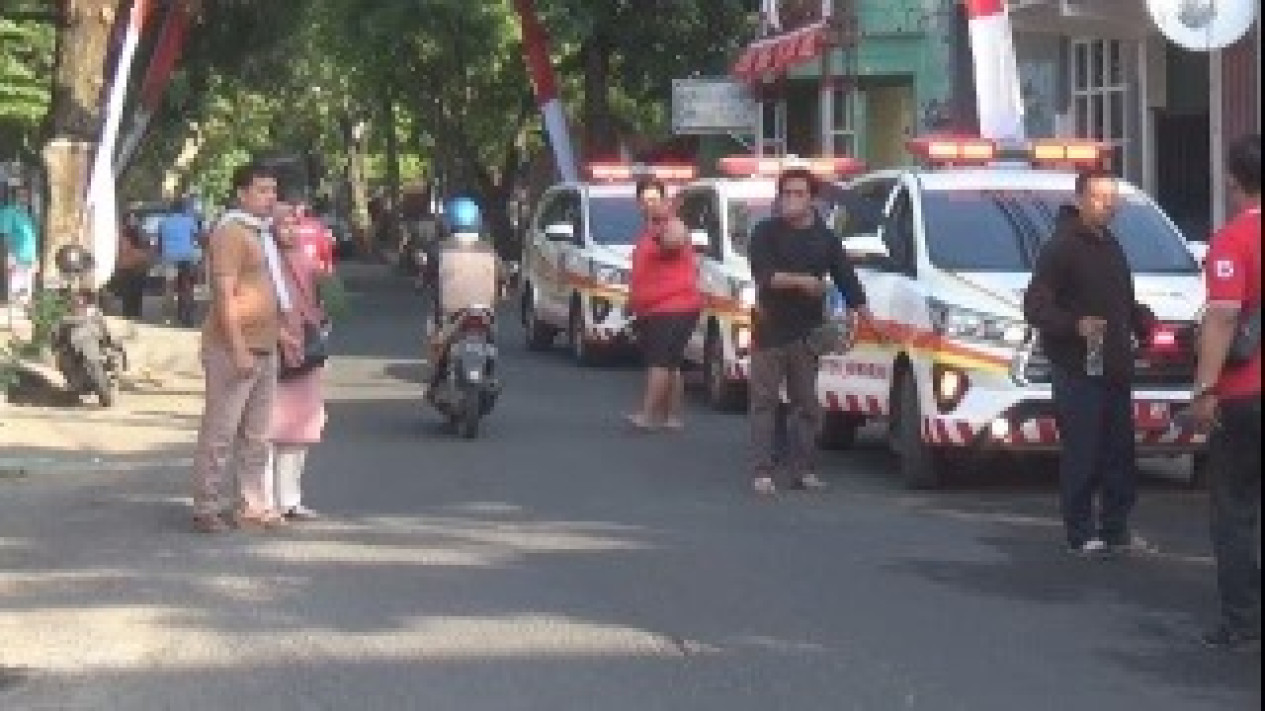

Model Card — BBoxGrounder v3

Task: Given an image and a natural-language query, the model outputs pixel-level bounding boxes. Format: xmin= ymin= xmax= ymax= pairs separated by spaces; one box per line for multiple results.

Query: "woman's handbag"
xmin=277 ymin=251 xmax=329 ymax=381
xmin=278 ymin=320 xmax=329 ymax=381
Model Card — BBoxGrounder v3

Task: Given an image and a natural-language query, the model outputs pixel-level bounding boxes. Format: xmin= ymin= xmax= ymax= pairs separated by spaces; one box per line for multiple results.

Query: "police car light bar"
xmin=718 ymin=155 xmax=865 ymax=179
xmin=584 ymin=163 xmax=697 ymax=183
xmin=906 ymin=136 xmax=998 ymax=166
xmin=1029 ymin=140 xmax=1108 ymax=169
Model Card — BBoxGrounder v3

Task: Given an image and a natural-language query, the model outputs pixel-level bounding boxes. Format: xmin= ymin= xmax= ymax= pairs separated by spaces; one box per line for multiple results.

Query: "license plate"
xmin=1134 ymin=402 xmax=1171 ymax=430
xmin=458 ymin=342 xmax=496 ymax=357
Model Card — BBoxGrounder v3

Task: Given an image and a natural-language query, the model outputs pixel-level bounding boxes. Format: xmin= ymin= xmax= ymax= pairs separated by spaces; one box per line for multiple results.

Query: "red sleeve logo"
xmin=1214 ymin=259 xmax=1236 ymax=279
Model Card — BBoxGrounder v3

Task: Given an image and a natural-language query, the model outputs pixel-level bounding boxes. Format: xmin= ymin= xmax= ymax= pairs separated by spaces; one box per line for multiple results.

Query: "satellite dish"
xmin=1146 ymin=0 xmax=1259 ymax=52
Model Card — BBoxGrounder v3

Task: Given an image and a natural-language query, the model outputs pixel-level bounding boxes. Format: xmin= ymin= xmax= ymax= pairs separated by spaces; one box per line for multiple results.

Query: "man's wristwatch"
xmin=1192 ymin=382 xmax=1217 ymax=401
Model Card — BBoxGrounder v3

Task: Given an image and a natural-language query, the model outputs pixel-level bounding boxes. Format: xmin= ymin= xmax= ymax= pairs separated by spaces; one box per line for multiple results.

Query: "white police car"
xmin=820 ymin=137 xmax=1208 ymax=488
xmin=520 ymin=163 xmax=695 ymax=364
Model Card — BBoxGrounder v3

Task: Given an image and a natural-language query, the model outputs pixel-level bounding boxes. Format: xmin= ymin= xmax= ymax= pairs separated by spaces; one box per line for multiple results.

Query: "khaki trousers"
xmin=192 ymin=344 xmax=277 ymax=516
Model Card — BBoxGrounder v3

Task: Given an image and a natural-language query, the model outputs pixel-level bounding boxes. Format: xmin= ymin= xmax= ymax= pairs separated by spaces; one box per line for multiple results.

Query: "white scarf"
xmin=217 ymin=209 xmax=292 ymax=313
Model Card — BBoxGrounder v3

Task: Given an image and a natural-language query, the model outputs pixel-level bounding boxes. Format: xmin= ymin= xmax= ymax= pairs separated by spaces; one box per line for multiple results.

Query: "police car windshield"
xmin=588 ymin=196 xmax=644 ymax=245
xmin=921 ymin=190 xmax=1199 ymax=274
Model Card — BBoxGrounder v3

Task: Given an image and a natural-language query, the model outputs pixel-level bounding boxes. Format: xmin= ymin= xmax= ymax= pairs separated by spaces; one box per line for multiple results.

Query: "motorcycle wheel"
xmin=87 ymin=360 xmax=115 ymax=408
xmin=458 ymin=388 xmax=481 ymax=439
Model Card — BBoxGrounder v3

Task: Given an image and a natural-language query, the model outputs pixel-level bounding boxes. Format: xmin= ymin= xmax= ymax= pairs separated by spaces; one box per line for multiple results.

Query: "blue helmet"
xmin=445 ymin=196 xmax=481 ymax=232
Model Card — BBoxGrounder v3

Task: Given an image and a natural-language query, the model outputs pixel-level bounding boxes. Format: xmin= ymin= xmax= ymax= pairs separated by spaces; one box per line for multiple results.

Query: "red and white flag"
xmin=85 ymin=0 xmax=150 ymax=286
xmin=116 ymin=0 xmax=191 ymax=176
xmin=966 ymin=0 xmax=1026 ymax=143
xmin=513 ymin=0 xmax=578 ymax=184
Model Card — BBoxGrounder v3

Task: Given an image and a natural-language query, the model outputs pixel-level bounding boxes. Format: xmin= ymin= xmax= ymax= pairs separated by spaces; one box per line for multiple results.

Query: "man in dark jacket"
xmin=1024 ymin=168 xmax=1156 ymax=556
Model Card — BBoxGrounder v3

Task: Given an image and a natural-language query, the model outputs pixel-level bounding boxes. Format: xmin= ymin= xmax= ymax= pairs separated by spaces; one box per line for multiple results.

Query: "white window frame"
xmin=758 ymin=99 xmax=787 ymax=157
xmin=828 ymin=85 xmax=857 ymax=157
xmin=1070 ymin=37 xmax=1131 ymax=177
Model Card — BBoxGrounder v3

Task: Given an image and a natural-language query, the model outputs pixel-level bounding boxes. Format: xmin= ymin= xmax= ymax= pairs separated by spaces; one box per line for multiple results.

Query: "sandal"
xmin=752 ymin=476 xmax=777 ymax=496
xmin=624 ymin=413 xmax=660 ymax=432
xmin=661 ymin=418 xmax=685 ymax=431
xmin=192 ymin=513 xmax=231 ymax=534
xmin=235 ymin=509 xmax=287 ymax=530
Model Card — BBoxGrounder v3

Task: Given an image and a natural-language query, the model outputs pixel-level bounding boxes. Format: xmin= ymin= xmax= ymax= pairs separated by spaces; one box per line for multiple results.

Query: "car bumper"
xmin=924 ymin=391 xmax=1206 ymax=454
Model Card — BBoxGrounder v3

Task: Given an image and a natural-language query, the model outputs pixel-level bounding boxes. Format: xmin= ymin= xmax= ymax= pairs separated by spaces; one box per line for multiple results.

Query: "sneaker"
xmin=1103 ymin=534 xmax=1156 ymax=556
xmin=1067 ymin=538 xmax=1109 ymax=557
xmin=752 ymin=476 xmax=777 ymax=496
xmin=283 ymin=505 xmax=320 ymax=522
xmin=792 ymin=473 xmax=828 ymax=491
xmin=1199 ymin=624 xmax=1261 ymax=652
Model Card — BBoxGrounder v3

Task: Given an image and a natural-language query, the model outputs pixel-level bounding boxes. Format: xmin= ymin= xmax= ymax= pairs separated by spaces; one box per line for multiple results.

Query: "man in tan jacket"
xmin=191 ymin=162 xmax=294 ymax=532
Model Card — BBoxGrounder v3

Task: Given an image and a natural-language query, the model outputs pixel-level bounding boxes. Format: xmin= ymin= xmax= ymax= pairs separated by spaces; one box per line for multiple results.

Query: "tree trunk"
xmin=381 ymin=89 xmax=401 ymax=216
xmin=582 ymin=30 xmax=618 ymax=162
xmin=40 ymin=0 xmax=117 ymax=279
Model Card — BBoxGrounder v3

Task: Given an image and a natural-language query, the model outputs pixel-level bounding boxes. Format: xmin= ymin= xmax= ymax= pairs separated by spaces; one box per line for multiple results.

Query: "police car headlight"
xmin=592 ymin=263 xmax=629 ymax=286
xmin=928 ymin=298 xmax=1029 ymax=347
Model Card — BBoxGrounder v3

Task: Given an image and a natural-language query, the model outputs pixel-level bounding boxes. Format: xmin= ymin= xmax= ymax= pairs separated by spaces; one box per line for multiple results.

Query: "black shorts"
xmin=636 ymin=311 xmax=699 ymax=368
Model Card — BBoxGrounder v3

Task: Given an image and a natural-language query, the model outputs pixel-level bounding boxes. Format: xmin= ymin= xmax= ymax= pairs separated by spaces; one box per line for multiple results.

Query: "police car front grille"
xmin=1024 ymin=322 xmax=1197 ymax=387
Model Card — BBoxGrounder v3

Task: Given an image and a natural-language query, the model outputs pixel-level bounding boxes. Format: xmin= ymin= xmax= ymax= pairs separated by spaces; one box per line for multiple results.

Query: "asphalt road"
xmin=1 ymin=266 xmax=1258 ymax=711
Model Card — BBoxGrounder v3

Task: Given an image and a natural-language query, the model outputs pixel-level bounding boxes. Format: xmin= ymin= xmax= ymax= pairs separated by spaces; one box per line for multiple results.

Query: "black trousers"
xmin=1051 ymin=366 xmax=1138 ymax=547
xmin=1207 ymin=396 xmax=1262 ymax=634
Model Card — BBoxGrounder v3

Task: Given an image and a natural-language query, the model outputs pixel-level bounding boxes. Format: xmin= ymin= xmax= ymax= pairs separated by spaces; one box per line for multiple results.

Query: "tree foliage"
xmin=0 ymin=2 xmax=55 ymax=158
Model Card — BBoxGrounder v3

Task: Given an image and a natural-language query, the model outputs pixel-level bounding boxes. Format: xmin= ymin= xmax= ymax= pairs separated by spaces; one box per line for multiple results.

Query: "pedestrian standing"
xmin=158 ymin=197 xmax=204 ymax=326
xmin=266 ymin=200 xmax=329 ymax=521
xmin=626 ymin=177 xmax=703 ymax=431
xmin=747 ymin=168 xmax=870 ymax=494
xmin=109 ymin=212 xmax=151 ymax=321
xmin=0 ymin=185 xmax=39 ymax=327
xmin=1187 ymin=134 xmax=1261 ymax=652
xmin=191 ymin=161 xmax=295 ymax=533
xmin=1023 ymin=168 xmax=1157 ymax=556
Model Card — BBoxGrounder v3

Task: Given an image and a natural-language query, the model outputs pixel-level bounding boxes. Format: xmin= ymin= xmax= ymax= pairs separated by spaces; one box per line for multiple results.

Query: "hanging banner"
xmin=512 ymin=0 xmax=578 ymax=184
xmin=966 ymin=0 xmax=1026 ymax=143
xmin=84 ymin=0 xmax=150 ymax=286
xmin=116 ymin=0 xmax=191 ymax=176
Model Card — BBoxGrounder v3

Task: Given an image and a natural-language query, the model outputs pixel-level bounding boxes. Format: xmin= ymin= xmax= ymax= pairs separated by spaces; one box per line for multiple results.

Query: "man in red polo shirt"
xmin=1189 ymin=133 xmax=1261 ymax=652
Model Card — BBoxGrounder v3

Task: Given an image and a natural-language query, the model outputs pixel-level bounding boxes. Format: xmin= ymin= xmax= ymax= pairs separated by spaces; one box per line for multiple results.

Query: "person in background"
xmin=0 ymin=185 xmax=39 ymax=325
xmin=158 ymin=197 xmax=204 ymax=326
xmin=1023 ymin=168 xmax=1157 ymax=557
xmin=1187 ymin=133 xmax=1261 ymax=652
xmin=266 ymin=200 xmax=328 ymax=521
xmin=626 ymin=176 xmax=702 ymax=431
xmin=109 ymin=212 xmax=151 ymax=321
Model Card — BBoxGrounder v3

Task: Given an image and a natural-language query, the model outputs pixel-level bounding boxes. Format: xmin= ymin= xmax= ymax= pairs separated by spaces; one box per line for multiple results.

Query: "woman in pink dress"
xmin=269 ymin=202 xmax=328 ymax=520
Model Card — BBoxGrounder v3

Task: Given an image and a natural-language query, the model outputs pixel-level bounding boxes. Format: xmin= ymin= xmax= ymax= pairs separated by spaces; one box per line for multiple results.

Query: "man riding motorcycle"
xmin=425 ymin=196 xmax=501 ymax=395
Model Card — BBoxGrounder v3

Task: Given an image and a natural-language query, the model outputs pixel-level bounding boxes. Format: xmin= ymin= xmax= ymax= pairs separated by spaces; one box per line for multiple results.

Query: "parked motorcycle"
xmin=50 ymin=245 xmax=127 ymax=407
xmin=426 ymin=305 xmax=500 ymax=438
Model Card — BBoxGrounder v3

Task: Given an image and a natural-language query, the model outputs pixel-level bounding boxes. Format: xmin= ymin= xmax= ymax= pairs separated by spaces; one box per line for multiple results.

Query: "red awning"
xmin=732 ymin=21 xmax=828 ymax=84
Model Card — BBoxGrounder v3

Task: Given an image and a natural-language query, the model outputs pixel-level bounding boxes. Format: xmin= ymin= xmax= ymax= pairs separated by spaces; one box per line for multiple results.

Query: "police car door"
xmin=828 ymin=176 xmax=901 ymax=414
xmin=531 ymin=188 xmax=572 ymax=326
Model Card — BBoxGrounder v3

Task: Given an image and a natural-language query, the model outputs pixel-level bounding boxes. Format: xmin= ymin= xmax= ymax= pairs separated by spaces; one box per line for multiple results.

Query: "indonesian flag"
xmin=512 ymin=0 xmax=578 ymax=183
xmin=116 ymin=0 xmax=191 ymax=175
xmin=85 ymin=0 xmax=149 ymax=287
xmin=966 ymin=0 xmax=1026 ymax=143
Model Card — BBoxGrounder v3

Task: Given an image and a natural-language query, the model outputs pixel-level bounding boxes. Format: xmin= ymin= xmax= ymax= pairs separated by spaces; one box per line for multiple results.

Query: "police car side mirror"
xmin=689 ymin=230 xmax=710 ymax=252
xmin=1186 ymin=240 xmax=1208 ymax=268
xmin=843 ymin=233 xmax=891 ymax=269
xmin=544 ymin=223 xmax=574 ymax=242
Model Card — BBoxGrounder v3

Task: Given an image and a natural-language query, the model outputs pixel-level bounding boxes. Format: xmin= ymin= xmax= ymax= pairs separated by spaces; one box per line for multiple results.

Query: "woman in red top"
xmin=626 ymin=177 xmax=703 ymax=431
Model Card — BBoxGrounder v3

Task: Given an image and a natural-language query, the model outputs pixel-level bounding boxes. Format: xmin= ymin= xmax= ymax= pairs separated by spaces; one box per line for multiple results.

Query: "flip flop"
xmin=624 ymin=413 xmax=660 ymax=432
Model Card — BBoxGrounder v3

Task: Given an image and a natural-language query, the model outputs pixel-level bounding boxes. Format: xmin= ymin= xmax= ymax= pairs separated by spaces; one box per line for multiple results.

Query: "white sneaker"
xmin=795 ymin=473 xmax=828 ymax=491
xmin=1067 ymin=538 xmax=1109 ymax=558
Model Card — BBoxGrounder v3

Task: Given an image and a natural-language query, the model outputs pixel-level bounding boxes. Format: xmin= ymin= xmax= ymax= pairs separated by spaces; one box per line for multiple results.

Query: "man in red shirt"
xmin=1189 ymin=133 xmax=1261 ymax=652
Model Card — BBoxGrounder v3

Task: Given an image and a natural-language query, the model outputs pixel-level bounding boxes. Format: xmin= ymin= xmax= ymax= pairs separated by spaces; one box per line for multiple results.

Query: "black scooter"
xmin=426 ymin=306 xmax=501 ymax=438
xmin=50 ymin=245 xmax=127 ymax=407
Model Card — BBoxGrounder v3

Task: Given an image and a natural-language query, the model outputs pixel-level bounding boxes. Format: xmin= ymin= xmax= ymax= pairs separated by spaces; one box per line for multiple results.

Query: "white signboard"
xmin=672 ymin=78 xmax=758 ymax=135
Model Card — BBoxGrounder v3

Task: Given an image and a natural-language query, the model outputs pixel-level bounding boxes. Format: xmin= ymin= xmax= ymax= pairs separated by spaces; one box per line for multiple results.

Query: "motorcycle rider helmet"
xmin=54 ymin=244 xmax=95 ymax=276
xmin=444 ymin=196 xmax=481 ymax=234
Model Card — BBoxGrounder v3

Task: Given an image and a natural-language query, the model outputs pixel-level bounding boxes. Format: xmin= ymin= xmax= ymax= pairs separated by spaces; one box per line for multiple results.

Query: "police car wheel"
xmin=523 ymin=294 xmax=554 ymax=351
xmin=896 ymin=374 xmax=946 ymax=489
xmin=818 ymin=412 xmax=861 ymax=451
xmin=568 ymin=305 xmax=596 ymax=366
xmin=704 ymin=331 xmax=744 ymax=411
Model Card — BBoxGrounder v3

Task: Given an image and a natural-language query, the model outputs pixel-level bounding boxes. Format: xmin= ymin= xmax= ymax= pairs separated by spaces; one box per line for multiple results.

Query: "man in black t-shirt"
xmin=747 ymin=168 xmax=872 ymax=495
